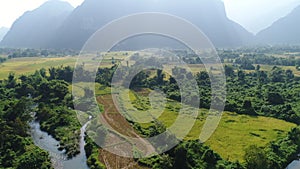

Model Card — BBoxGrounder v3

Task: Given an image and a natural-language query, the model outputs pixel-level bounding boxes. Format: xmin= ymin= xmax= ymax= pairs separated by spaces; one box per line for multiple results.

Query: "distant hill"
xmin=0 ymin=0 xmax=253 ymax=49
xmin=0 ymin=0 xmax=74 ymax=48
xmin=0 ymin=27 xmax=9 ymax=42
xmin=256 ymin=5 xmax=300 ymax=44
xmin=51 ymin=0 xmax=253 ymax=49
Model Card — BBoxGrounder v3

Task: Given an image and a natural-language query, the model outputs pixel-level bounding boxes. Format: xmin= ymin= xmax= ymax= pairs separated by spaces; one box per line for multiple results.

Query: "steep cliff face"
xmin=51 ymin=0 xmax=253 ymax=49
xmin=1 ymin=0 xmax=253 ymax=49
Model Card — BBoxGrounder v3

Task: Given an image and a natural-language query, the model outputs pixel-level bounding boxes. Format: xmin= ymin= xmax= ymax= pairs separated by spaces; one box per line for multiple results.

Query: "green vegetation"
xmin=244 ymin=126 xmax=300 ymax=169
xmin=0 ymin=76 xmax=53 ymax=168
xmin=85 ymin=137 xmax=106 ymax=169
xmin=0 ymin=57 xmax=76 ymax=79
xmin=123 ymin=89 xmax=296 ymax=161
xmin=0 ymin=66 xmax=84 ymax=168
xmin=0 ymin=50 xmax=132 ymax=80
xmin=139 ymin=140 xmax=244 ymax=169
xmin=37 ymin=105 xmax=81 ymax=158
xmin=0 ymin=57 xmax=6 ymax=63
xmin=1 ymin=46 xmax=300 ymax=169
xmin=92 ymin=49 xmax=300 ymax=168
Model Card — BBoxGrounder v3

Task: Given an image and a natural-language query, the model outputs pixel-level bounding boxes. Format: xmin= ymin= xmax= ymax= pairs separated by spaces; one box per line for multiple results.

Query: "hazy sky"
xmin=0 ymin=0 xmax=84 ymax=28
xmin=223 ymin=0 xmax=300 ymax=34
xmin=0 ymin=0 xmax=300 ymax=34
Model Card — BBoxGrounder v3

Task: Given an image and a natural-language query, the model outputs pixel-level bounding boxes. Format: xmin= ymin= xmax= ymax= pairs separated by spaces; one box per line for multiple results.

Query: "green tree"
xmin=244 ymin=145 xmax=268 ymax=169
xmin=5 ymin=73 xmax=17 ymax=88
xmin=240 ymin=99 xmax=256 ymax=116
xmin=269 ymin=66 xmax=284 ymax=82
xmin=17 ymin=149 xmax=52 ymax=169
xmin=285 ymin=69 xmax=294 ymax=81
xmin=237 ymin=70 xmax=245 ymax=82
xmin=225 ymin=65 xmax=235 ymax=77
xmin=267 ymin=92 xmax=284 ymax=105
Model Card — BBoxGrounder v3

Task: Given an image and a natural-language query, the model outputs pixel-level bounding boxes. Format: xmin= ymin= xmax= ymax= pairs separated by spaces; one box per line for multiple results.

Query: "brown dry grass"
xmin=96 ymin=94 xmax=154 ymax=169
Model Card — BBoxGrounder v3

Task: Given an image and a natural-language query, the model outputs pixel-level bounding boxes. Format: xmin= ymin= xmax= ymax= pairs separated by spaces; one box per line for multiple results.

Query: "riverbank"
xmin=36 ymin=105 xmax=82 ymax=158
xmin=30 ymin=120 xmax=90 ymax=169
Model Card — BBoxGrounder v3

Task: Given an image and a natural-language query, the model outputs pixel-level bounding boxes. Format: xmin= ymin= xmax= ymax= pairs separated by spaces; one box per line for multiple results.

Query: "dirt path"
xmin=96 ymin=94 xmax=155 ymax=169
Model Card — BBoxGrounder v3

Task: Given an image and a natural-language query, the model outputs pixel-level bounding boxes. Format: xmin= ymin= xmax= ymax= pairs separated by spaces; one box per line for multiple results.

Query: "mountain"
xmin=256 ymin=5 xmax=300 ymax=44
xmin=0 ymin=27 xmax=9 ymax=42
xmin=0 ymin=0 xmax=74 ymax=48
xmin=0 ymin=0 xmax=253 ymax=49
xmin=51 ymin=0 xmax=253 ymax=49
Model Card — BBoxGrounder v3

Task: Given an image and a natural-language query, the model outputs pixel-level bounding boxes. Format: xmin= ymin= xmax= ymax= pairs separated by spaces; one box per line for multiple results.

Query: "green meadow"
xmin=0 ymin=52 xmax=132 ymax=79
xmin=71 ymin=82 xmax=297 ymax=162
xmin=91 ymin=87 xmax=296 ymax=162
xmin=0 ymin=57 xmax=77 ymax=79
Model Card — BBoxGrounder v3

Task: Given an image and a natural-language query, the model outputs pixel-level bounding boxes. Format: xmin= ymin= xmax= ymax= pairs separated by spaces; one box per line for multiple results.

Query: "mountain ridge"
xmin=1 ymin=0 xmax=253 ymax=49
xmin=256 ymin=5 xmax=300 ymax=44
xmin=0 ymin=0 xmax=74 ymax=48
xmin=0 ymin=27 xmax=8 ymax=42
xmin=51 ymin=0 xmax=254 ymax=49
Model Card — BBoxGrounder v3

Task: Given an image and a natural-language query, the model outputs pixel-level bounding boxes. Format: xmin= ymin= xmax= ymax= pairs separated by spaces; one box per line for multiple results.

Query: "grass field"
xmin=80 ymin=85 xmax=297 ymax=162
xmin=109 ymin=88 xmax=297 ymax=162
xmin=227 ymin=63 xmax=300 ymax=77
xmin=0 ymin=52 xmax=132 ymax=80
xmin=258 ymin=64 xmax=300 ymax=76
xmin=2 ymin=52 xmax=299 ymax=81
xmin=75 ymin=84 xmax=295 ymax=160
xmin=0 ymin=57 xmax=77 ymax=79
xmin=68 ymin=74 xmax=298 ymax=162
xmin=201 ymin=112 xmax=295 ymax=161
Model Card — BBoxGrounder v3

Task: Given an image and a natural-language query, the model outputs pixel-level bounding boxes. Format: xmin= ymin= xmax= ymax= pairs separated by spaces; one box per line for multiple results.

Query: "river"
xmin=30 ymin=121 xmax=90 ymax=169
xmin=287 ymin=160 xmax=300 ymax=169
xmin=29 ymin=118 xmax=300 ymax=169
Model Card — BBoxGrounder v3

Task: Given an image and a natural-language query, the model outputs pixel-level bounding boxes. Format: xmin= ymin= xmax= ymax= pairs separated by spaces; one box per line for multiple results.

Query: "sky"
xmin=223 ymin=0 xmax=300 ymax=34
xmin=0 ymin=0 xmax=300 ymax=34
xmin=0 ymin=0 xmax=84 ymax=28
